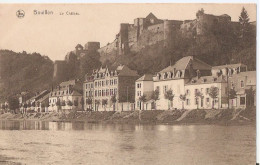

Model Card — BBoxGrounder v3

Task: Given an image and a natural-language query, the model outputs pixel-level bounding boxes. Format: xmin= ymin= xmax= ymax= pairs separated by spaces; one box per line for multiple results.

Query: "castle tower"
xmin=119 ymin=23 xmax=129 ymax=55
xmin=163 ymin=20 xmax=173 ymax=47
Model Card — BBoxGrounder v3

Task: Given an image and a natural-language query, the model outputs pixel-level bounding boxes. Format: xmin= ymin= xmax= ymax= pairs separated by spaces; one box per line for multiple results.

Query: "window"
xmin=240 ymin=97 xmax=245 ymax=105
xmin=114 ymin=79 xmax=117 ymax=85
xmin=95 ymin=90 xmax=97 ymax=97
xmin=186 ymin=99 xmax=190 ymax=105
xmin=114 ymin=88 xmax=117 ymax=95
xmin=163 ymin=85 xmax=168 ymax=93
xmin=206 ymin=98 xmax=210 ymax=104
xmin=186 ymin=89 xmax=190 ymax=95
xmin=86 ymin=92 xmax=88 ymax=97
xmin=86 ymin=84 xmax=88 ymax=89
xmin=95 ymin=82 xmax=97 ymax=87
xmin=195 ymin=89 xmax=198 ymax=95
xmin=106 ymin=80 xmax=109 ymax=86
xmin=206 ymin=88 xmax=209 ymax=94
xmin=241 ymin=80 xmax=244 ymax=88
xmin=195 ymin=98 xmax=199 ymax=105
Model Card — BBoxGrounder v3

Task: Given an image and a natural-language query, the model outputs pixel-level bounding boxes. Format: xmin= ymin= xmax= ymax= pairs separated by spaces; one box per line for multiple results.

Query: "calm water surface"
xmin=0 ymin=120 xmax=255 ymax=165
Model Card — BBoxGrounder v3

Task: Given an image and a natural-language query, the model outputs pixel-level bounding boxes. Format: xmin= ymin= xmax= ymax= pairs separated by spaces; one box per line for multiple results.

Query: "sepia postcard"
xmin=0 ymin=3 xmax=257 ymax=165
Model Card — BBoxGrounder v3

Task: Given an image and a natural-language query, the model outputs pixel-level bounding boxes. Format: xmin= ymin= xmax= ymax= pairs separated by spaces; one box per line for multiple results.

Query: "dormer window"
xmin=203 ymin=78 xmax=207 ymax=83
xmin=157 ymin=73 xmax=161 ymax=80
xmin=167 ymin=72 xmax=172 ymax=79
xmin=163 ymin=73 xmax=167 ymax=79
xmin=241 ymin=80 xmax=244 ymax=88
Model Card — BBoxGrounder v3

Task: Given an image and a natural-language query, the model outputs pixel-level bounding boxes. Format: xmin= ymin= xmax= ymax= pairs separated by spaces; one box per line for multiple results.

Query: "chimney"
xmin=196 ymin=70 xmax=201 ymax=79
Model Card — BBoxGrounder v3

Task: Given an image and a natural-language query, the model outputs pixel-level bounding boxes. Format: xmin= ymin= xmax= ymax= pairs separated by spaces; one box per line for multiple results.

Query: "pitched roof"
xmin=60 ymin=80 xmax=76 ymax=87
xmin=117 ymin=65 xmax=138 ymax=77
xmin=212 ymin=63 xmax=246 ymax=70
xmin=71 ymin=90 xmax=82 ymax=96
xmin=233 ymin=71 xmax=256 ymax=86
xmin=36 ymin=93 xmax=49 ymax=103
xmin=186 ymin=75 xmax=226 ymax=85
xmin=136 ymin=74 xmax=153 ymax=82
xmin=146 ymin=12 xmax=157 ymax=20
xmin=75 ymin=44 xmax=83 ymax=48
xmin=159 ymin=56 xmax=211 ymax=73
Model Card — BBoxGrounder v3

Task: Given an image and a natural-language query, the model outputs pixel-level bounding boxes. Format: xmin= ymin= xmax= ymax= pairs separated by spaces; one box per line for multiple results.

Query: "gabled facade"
xmin=49 ymin=80 xmax=82 ymax=112
xmin=83 ymin=65 xmax=139 ymax=111
xmin=184 ymin=75 xmax=228 ymax=109
xmin=153 ymin=56 xmax=212 ymax=110
xmin=135 ymin=74 xmax=154 ymax=110
xmin=228 ymin=71 xmax=256 ymax=109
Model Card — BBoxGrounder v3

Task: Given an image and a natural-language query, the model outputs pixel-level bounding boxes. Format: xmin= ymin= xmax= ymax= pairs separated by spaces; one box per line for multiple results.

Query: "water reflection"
xmin=0 ymin=120 xmax=256 ymax=165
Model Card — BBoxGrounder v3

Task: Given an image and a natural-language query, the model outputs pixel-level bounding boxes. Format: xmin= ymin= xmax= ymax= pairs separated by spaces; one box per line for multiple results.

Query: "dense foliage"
xmin=0 ymin=50 xmax=53 ymax=102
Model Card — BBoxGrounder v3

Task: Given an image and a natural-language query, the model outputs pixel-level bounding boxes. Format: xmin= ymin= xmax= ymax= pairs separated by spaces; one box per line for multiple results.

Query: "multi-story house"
xmin=49 ymin=80 xmax=82 ymax=112
xmin=152 ymin=56 xmax=212 ymax=110
xmin=83 ymin=65 xmax=139 ymax=111
xmin=35 ymin=93 xmax=50 ymax=112
xmin=135 ymin=74 xmax=154 ymax=110
xmin=23 ymin=90 xmax=49 ymax=113
xmin=184 ymin=75 xmax=228 ymax=109
xmin=228 ymin=71 xmax=256 ymax=109
xmin=136 ymin=56 xmax=252 ymax=110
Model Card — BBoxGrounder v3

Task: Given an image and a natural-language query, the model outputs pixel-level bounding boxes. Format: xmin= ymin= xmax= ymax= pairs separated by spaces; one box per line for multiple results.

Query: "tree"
xmin=95 ymin=100 xmax=100 ymax=111
xmin=110 ymin=95 xmax=117 ymax=111
xmin=41 ymin=103 xmax=45 ymax=112
xmin=196 ymin=8 xmax=204 ymax=18
xmin=229 ymin=88 xmax=237 ymax=108
xmin=102 ymin=99 xmax=108 ymax=111
xmin=23 ymin=103 xmax=27 ymax=109
xmin=80 ymin=97 xmax=84 ymax=110
xmin=245 ymin=87 xmax=255 ymax=107
xmin=209 ymin=86 xmax=219 ymax=109
xmin=27 ymin=102 xmax=31 ymax=108
xmin=67 ymin=100 xmax=73 ymax=106
xmin=239 ymin=7 xmax=250 ymax=38
xmin=36 ymin=102 xmax=40 ymax=107
xmin=8 ymin=97 xmax=19 ymax=112
xmin=139 ymin=95 xmax=147 ymax=110
xmin=61 ymin=100 xmax=66 ymax=106
xmin=74 ymin=99 xmax=79 ymax=107
xmin=1 ymin=104 xmax=5 ymax=110
xmin=86 ymin=98 xmax=93 ymax=110
xmin=164 ymin=89 xmax=174 ymax=110
xmin=56 ymin=99 xmax=61 ymax=112
xmin=179 ymin=94 xmax=186 ymax=110
xmin=195 ymin=90 xmax=204 ymax=109
xmin=151 ymin=89 xmax=160 ymax=110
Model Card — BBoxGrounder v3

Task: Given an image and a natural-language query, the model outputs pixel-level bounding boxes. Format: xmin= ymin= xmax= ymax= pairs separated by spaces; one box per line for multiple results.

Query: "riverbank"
xmin=0 ymin=108 xmax=255 ymax=125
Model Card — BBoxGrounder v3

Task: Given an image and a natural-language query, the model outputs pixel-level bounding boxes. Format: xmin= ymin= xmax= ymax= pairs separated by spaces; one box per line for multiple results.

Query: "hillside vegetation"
xmin=0 ymin=50 xmax=53 ymax=101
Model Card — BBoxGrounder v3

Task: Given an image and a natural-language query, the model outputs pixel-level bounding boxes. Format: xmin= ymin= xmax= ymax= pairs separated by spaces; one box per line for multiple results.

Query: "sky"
xmin=0 ymin=3 xmax=256 ymax=61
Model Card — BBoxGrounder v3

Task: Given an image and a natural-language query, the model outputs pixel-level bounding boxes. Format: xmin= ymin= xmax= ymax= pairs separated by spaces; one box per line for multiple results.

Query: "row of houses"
xmin=15 ymin=56 xmax=255 ymax=113
xmin=83 ymin=56 xmax=256 ymax=111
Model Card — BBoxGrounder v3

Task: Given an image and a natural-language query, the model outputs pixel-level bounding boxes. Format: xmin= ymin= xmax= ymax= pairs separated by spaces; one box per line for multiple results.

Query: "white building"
xmin=49 ymin=80 xmax=82 ymax=112
xmin=83 ymin=65 xmax=139 ymax=111
xmin=152 ymin=56 xmax=212 ymax=110
xmin=135 ymin=74 xmax=154 ymax=110
xmin=184 ymin=75 xmax=228 ymax=109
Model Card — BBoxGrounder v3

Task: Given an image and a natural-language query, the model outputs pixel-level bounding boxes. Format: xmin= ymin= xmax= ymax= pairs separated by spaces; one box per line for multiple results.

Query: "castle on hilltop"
xmin=53 ymin=11 xmax=237 ymax=83
xmin=98 ymin=12 xmax=233 ymax=57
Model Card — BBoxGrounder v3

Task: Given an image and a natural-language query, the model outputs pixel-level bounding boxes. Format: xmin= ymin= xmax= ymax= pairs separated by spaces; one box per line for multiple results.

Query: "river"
xmin=0 ymin=120 xmax=255 ymax=165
